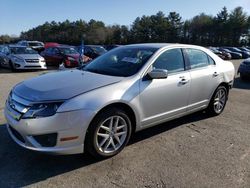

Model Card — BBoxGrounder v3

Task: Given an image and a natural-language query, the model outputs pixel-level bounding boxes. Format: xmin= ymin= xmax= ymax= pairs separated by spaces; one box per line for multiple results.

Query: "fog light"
xmin=33 ymin=133 xmax=58 ymax=147
xmin=15 ymin=63 xmax=21 ymax=67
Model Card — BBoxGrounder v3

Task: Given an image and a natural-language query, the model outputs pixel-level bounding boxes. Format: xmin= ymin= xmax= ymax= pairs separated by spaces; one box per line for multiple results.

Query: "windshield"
xmin=91 ymin=46 xmax=107 ymax=54
xmin=232 ymin=48 xmax=241 ymax=52
xmin=28 ymin=42 xmax=43 ymax=47
xmin=59 ymin=47 xmax=79 ymax=55
xmin=210 ymin=48 xmax=219 ymax=53
xmin=84 ymin=46 xmax=158 ymax=77
xmin=223 ymin=49 xmax=231 ymax=52
xmin=10 ymin=47 xmax=38 ymax=54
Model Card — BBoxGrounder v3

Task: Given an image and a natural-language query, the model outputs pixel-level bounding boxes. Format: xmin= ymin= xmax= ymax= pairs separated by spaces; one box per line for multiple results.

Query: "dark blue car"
xmin=225 ymin=47 xmax=250 ymax=59
xmin=238 ymin=58 xmax=250 ymax=80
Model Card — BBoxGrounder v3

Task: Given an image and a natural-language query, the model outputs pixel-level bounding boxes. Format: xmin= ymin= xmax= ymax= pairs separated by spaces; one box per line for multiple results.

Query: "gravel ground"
xmin=0 ymin=60 xmax=249 ymax=188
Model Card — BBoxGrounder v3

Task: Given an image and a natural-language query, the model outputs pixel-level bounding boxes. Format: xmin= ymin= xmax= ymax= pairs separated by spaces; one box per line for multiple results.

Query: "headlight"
xmin=67 ymin=57 xmax=75 ymax=61
xmin=12 ymin=57 xmax=24 ymax=63
xmin=22 ymin=102 xmax=63 ymax=119
xmin=40 ymin=58 xmax=46 ymax=62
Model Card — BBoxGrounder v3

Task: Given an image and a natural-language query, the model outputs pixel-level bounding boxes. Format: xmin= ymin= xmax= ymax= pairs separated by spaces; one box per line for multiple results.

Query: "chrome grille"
xmin=25 ymin=59 xmax=39 ymax=63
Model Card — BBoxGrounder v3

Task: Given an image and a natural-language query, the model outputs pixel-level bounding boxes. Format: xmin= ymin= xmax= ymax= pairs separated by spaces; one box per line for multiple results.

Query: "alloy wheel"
xmin=95 ymin=115 xmax=128 ymax=154
xmin=213 ymin=88 xmax=226 ymax=114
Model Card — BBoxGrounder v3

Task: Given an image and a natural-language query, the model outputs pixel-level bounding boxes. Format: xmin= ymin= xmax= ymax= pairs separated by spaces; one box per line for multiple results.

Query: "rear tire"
xmin=207 ymin=86 xmax=228 ymax=116
xmin=85 ymin=108 xmax=132 ymax=159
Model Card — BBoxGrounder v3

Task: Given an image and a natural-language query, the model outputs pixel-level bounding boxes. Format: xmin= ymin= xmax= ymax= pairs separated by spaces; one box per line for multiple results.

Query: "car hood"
xmin=13 ymin=70 xmax=123 ymax=102
xmin=12 ymin=54 xmax=42 ymax=59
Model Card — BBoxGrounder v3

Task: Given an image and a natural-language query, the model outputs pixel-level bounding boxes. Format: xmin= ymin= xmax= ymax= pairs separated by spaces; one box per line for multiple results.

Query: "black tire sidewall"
xmin=9 ymin=61 xmax=16 ymax=72
xmin=85 ymin=108 xmax=132 ymax=159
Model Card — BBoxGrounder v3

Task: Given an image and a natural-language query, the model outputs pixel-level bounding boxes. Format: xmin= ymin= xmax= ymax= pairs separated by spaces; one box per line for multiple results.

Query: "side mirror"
xmin=147 ymin=69 xmax=168 ymax=79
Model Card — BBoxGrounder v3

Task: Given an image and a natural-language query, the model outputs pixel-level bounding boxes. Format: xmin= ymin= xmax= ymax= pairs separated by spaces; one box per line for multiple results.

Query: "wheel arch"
xmin=209 ymin=82 xmax=230 ymax=104
xmin=91 ymin=102 xmax=138 ymax=134
xmin=218 ymin=82 xmax=230 ymax=95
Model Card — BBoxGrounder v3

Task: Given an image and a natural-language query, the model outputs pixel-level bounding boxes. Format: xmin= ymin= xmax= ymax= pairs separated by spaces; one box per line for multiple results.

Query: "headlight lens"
xmin=40 ymin=58 xmax=46 ymax=62
xmin=22 ymin=102 xmax=63 ymax=119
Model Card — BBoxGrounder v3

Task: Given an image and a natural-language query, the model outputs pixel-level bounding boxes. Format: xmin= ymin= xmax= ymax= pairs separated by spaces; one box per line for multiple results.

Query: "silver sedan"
xmin=4 ymin=43 xmax=235 ymax=158
xmin=0 ymin=45 xmax=46 ymax=71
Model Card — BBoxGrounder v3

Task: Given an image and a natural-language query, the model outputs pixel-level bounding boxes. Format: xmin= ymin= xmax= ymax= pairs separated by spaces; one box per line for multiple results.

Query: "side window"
xmin=207 ymin=55 xmax=215 ymax=65
xmin=185 ymin=49 xmax=209 ymax=69
xmin=84 ymin=47 xmax=91 ymax=54
xmin=45 ymin=47 xmax=52 ymax=53
xmin=50 ymin=48 xmax=58 ymax=55
xmin=153 ymin=48 xmax=185 ymax=74
xmin=53 ymin=48 xmax=60 ymax=54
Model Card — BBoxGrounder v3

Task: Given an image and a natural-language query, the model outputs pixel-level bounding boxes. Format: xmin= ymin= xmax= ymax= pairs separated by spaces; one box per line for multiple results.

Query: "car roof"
xmin=57 ymin=45 xmax=75 ymax=48
xmin=19 ymin=40 xmax=42 ymax=43
xmin=124 ymin=43 xmax=206 ymax=50
xmin=85 ymin=45 xmax=105 ymax=48
xmin=8 ymin=44 xmax=27 ymax=48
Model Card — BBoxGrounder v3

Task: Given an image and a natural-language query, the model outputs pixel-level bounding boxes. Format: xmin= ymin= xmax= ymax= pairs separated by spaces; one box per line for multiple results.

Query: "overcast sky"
xmin=0 ymin=0 xmax=249 ymax=36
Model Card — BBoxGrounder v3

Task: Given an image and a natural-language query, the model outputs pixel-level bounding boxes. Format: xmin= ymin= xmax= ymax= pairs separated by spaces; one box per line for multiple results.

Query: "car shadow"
xmin=0 ymin=110 xmax=212 ymax=187
xmin=233 ymin=77 xmax=250 ymax=90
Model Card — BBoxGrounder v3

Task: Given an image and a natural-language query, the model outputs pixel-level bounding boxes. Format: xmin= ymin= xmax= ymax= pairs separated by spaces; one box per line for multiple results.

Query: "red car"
xmin=41 ymin=45 xmax=85 ymax=68
xmin=44 ymin=42 xmax=59 ymax=49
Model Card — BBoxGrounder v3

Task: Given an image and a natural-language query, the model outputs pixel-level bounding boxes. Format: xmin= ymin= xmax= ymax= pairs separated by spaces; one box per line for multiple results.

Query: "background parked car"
xmin=41 ymin=45 xmax=84 ymax=68
xmin=0 ymin=45 xmax=46 ymax=71
xmin=238 ymin=47 xmax=250 ymax=53
xmin=75 ymin=45 xmax=107 ymax=59
xmin=224 ymin=47 xmax=250 ymax=59
xmin=218 ymin=48 xmax=242 ymax=59
xmin=238 ymin=58 xmax=250 ymax=80
xmin=209 ymin=47 xmax=231 ymax=60
xmin=44 ymin=42 xmax=59 ymax=49
xmin=104 ymin=44 xmax=122 ymax=51
xmin=17 ymin=40 xmax=45 ymax=53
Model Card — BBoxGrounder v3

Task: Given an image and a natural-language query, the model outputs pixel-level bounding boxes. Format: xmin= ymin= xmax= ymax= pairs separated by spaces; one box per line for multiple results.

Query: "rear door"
xmin=51 ymin=48 xmax=64 ymax=65
xmin=41 ymin=48 xmax=52 ymax=63
xmin=184 ymin=48 xmax=221 ymax=111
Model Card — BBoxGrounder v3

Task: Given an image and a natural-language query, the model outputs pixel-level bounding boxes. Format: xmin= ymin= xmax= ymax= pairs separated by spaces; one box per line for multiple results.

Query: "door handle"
xmin=213 ymin=72 xmax=219 ymax=77
xmin=179 ymin=77 xmax=189 ymax=84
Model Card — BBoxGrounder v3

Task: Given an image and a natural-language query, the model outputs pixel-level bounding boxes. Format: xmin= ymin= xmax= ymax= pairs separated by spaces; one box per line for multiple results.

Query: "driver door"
xmin=139 ymin=48 xmax=191 ymax=127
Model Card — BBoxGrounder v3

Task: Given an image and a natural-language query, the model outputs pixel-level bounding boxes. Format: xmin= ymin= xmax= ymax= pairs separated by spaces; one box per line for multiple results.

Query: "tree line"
xmin=1 ymin=6 xmax=250 ymax=46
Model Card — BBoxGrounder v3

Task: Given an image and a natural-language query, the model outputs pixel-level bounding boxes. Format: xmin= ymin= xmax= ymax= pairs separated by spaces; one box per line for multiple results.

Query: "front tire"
xmin=85 ymin=108 xmax=132 ymax=159
xmin=9 ymin=61 xmax=16 ymax=72
xmin=207 ymin=86 xmax=228 ymax=116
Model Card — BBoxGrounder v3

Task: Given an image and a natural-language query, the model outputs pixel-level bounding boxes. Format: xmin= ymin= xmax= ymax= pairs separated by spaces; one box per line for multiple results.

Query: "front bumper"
xmin=13 ymin=60 xmax=47 ymax=70
xmin=238 ymin=65 xmax=250 ymax=76
xmin=4 ymin=105 xmax=96 ymax=155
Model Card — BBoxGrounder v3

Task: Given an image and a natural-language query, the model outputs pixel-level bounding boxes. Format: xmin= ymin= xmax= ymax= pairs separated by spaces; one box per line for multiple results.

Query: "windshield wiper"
xmin=84 ymin=68 xmax=104 ymax=75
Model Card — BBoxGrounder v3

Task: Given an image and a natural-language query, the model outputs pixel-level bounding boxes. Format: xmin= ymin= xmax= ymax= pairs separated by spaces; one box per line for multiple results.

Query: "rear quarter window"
xmin=185 ymin=49 xmax=209 ymax=69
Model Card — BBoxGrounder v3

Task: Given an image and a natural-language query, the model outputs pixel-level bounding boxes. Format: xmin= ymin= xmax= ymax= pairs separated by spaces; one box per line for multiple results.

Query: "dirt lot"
xmin=0 ymin=60 xmax=249 ymax=188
